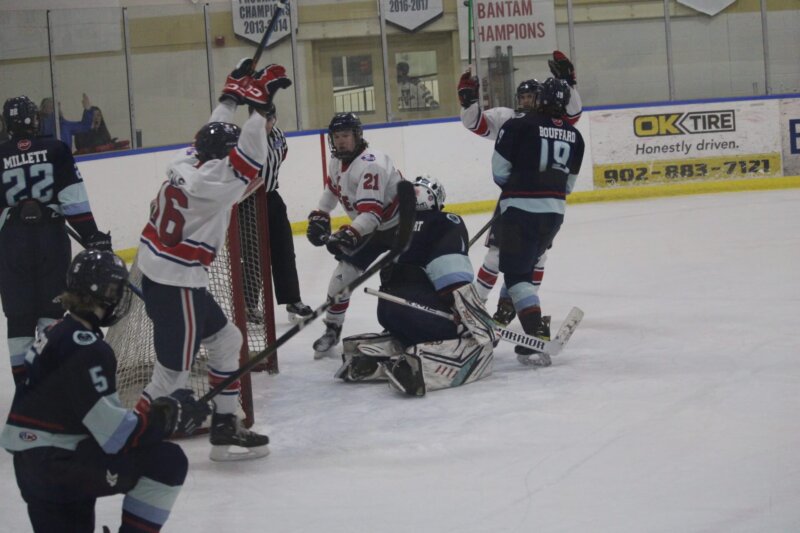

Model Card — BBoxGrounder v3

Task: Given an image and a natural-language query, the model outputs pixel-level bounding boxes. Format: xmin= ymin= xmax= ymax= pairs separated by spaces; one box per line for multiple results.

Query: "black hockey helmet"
xmin=66 ymin=249 xmax=132 ymax=327
xmin=537 ymin=78 xmax=571 ymax=117
xmin=194 ymin=122 xmax=240 ymax=162
xmin=515 ymin=79 xmax=541 ymax=112
xmin=3 ymin=96 xmax=39 ymax=137
xmin=328 ymin=112 xmax=367 ymax=163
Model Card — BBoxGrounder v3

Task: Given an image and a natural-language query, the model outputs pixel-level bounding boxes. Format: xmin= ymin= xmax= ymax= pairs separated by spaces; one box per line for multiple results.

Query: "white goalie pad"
xmin=334 ymin=332 xmax=404 ymax=382
xmin=451 ymin=284 xmax=497 ymax=347
xmin=386 ymin=336 xmax=494 ymax=396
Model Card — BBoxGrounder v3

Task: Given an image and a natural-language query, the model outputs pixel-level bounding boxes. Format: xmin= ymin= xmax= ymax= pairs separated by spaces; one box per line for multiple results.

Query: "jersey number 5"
xmin=155 ymin=185 xmax=188 ymax=246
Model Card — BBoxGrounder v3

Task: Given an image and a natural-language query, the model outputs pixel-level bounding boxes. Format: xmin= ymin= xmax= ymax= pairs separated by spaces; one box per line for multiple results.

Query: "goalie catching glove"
xmin=548 ymin=50 xmax=576 ymax=87
xmin=306 ymin=210 xmax=331 ymax=246
xmin=457 ymin=69 xmax=479 ymax=108
xmin=326 ymin=225 xmax=361 ymax=255
xmin=149 ymin=389 xmax=211 ymax=437
xmin=220 ymin=58 xmax=255 ymax=105
xmin=244 ymin=64 xmax=292 ymax=111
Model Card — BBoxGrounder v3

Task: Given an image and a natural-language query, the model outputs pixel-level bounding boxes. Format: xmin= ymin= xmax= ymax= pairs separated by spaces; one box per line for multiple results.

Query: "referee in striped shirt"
xmin=240 ymin=102 xmax=313 ymax=324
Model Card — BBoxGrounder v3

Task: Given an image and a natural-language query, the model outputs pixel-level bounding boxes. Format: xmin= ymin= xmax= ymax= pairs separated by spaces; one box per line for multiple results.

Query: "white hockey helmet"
xmin=413 ymin=175 xmax=446 ymax=211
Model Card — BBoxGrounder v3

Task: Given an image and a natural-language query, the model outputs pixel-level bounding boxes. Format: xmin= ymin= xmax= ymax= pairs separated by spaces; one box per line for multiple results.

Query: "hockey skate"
xmin=515 ymin=316 xmax=551 ymax=367
xmin=245 ymin=308 xmax=264 ymax=325
xmin=493 ymin=297 xmax=516 ymax=326
xmin=313 ymin=320 xmax=342 ymax=360
xmin=287 ymin=301 xmax=313 ymax=324
xmin=209 ymin=412 xmax=270 ymax=462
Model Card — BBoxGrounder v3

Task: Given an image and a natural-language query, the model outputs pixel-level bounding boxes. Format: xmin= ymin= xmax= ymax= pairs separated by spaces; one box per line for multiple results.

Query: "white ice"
xmin=1 ymin=189 xmax=799 ymax=533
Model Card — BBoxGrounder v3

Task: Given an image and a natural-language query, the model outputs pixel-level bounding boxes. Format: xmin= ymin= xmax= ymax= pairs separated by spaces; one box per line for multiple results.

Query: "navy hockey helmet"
xmin=3 ymin=96 xmax=39 ymax=137
xmin=328 ymin=112 xmax=367 ymax=163
xmin=515 ymin=79 xmax=541 ymax=112
xmin=537 ymin=78 xmax=571 ymax=117
xmin=66 ymin=250 xmax=132 ymax=327
xmin=413 ymin=175 xmax=446 ymax=211
xmin=194 ymin=122 xmax=241 ymax=162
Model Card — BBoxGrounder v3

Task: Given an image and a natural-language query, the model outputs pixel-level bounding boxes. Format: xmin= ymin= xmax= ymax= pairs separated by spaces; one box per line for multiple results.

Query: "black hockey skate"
xmin=313 ymin=320 xmax=342 ymax=360
xmin=287 ymin=301 xmax=313 ymax=324
xmin=493 ymin=297 xmax=516 ymax=326
xmin=246 ymin=308 xmax=264 ymax=325
xmin=209 ymin=412 xmax=270 ymax=462
xmin=515 ymin=316 xmax=552 ymax=367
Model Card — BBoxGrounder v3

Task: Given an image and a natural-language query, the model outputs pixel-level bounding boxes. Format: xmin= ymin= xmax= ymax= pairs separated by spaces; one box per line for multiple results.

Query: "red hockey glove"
xmin=457 ymin=69 xmax=479 ymax=108
xmin=548 ymin=50 xmax=576 ymax=87
xmin=220 ymin=58 xmax=254 ymax=105
xmin=326 ymin=225 xmax=361 ymax=255
xmin=245 ymin=64 xmax=292 ymax=110
xmin=306 ymin=210 xmax=331 ymax=247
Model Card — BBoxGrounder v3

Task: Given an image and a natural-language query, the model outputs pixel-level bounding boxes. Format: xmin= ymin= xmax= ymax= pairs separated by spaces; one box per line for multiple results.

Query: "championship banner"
xmin=458 ymin=0 xmax=556 ymax=60
xmin=589 ymin=100 xmax=783 ymax=188
xmin=383 ymin=0 xmax=443 ymax=32
xmin=780 ymin=98 xmax=800 ymax=177
xmin=231 ymin=0 xmax=290 ymax=46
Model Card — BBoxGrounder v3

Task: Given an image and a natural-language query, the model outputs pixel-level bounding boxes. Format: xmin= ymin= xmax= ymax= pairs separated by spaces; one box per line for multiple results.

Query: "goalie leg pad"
xmin=451 ymin=284 xmax=497 ymax=347
xmin=335 ymin=332 xmax=403 ymax=382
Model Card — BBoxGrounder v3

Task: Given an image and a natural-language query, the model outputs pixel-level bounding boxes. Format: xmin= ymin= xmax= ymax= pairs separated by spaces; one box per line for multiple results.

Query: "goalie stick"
xmin=363 ymin=287 xmax=583 ymax=357
xmin=199 ymin=180 xmax=417 ymax=403
xmin=467 ymin=207 xmax=500 ymax=249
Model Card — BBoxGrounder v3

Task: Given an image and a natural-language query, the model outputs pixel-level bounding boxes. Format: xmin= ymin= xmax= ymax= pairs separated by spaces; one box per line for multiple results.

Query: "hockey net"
xmin=106 ymin=186 xmax=277 ymax=427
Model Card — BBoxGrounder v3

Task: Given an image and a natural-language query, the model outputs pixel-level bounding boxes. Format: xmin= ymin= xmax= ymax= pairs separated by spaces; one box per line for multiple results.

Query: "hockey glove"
xmin=150 ymin=389 xmax=211 ymax=437
xmin=245 ymin=64 xmax=292 ymax=110
xmin=85 ymin=230 xmax=113 ymax=252
xmin=457 ymin=70 xmax=479 ymax=108
xmin=306 ymin=210 xmax=331 ymax=247
xmin=326 ymin=225 xmax=361 ymax=255
xmin=220 ymin=58 xmax=255 ymax=105
xmin=548 ymin=50 xmax=576 ymax=87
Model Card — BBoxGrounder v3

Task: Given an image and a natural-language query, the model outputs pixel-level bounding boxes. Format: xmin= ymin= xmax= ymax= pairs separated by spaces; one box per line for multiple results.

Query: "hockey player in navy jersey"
xmin=0 ymin=249 xmax=209 ymax=533
xmin=306 ymin=112 xmax=404 ymax=359
xmin=492 ymin=78 xmax=585 ymax=366
xmin=0 ymin=95 xmax=112 ymax=385
xmin=135 ymin=58 xmax=290 ymax=461
xmin=458 ymin=51 xmax=582 ymax=327
xmin=335 ymin=176 xmax=496 ymax=396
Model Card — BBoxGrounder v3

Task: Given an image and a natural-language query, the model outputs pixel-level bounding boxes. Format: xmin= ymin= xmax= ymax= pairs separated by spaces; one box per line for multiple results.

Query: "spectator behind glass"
xmin=38 ymin=93 xmax=93 ymax=150
xmin=396 ymin=61 xmax=439 ymax=111
xmin=74 ymin=106 xmax=111 ymax=152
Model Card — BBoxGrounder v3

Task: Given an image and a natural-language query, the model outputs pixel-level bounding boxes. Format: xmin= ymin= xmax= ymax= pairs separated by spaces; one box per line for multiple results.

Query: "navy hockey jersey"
xmin=0 ymin=315 xmax=167 ymax=455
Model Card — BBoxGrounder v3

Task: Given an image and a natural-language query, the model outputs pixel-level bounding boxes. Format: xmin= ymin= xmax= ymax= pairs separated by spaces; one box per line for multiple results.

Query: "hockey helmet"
xmin=66 ymin=249 xmax=132 ymax=327
xmin=515 ymin=79 xmax=541 ymax=112
xmin=413 ymin=175 xmax=446 ymax=211
xmin=194 ymin=122 xmax=241 ymax=162
xmin=537 ymin=78 xmax=571 ymax=117
xmin=3 ymin=96 xmax=39 ymax=137
xmin=328 ymin=112 xmax=367 ymax=163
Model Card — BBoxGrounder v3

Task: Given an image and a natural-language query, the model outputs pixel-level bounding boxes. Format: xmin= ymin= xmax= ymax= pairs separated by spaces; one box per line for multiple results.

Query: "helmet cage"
xmin=413 ymin=175 xmax=446 ymax=211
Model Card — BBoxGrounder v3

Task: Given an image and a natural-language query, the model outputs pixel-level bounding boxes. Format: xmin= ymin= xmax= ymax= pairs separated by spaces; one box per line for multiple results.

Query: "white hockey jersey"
xmin=460 ymin=85 xmax=583 ymax=140
xmin=318 ymin=147 xmax=403 ymax=237
xmin=137 ymin=103 xmax=266 ymax=288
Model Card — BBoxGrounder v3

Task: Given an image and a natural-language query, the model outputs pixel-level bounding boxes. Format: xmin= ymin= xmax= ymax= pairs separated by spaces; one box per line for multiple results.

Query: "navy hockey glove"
xmin=548 ymin=50 xmax=576 ymax=87
xmin=326 ymin=225 xmax=361 ymax=255
xmin=220 ymin=58 xmax=254 ymax=105
xmin=150 ymin=389 xmax=211 ymax=437
xmin=85 ymin=230 xmax=113 ymax=252
xmin=307 ymin=210 xmax=331 ymax=247
xmin=246 ymin=64 xmax=292 ymax=110
xmin=457 ymin=69 xmax=479 ymax=108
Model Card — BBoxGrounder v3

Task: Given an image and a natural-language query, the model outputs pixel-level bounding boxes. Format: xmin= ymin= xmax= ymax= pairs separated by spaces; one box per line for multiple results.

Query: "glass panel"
xmin=207 ymin=2 xmax=299 ymax=132
xmin=127 ymin=4 xmax=211 ymax=148
xmin=670 ymin=0 xmax=766 ymax=99
xmin=765 ymin=0 xmax=800 ymax=94
xmin=0 ymin=10 xmax=52 ymax=144
xmin=48 ymin=7 xmax=132 ymax=154
xmin=571 ymin=0 xmax=669 ymax=106
xmin=332 ymin=54 xmax=376 ymax=114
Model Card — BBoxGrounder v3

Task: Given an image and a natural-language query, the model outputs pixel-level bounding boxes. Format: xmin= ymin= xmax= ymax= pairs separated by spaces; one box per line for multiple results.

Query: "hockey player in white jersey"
xmin=135 ymin=58 xmax=291 ymax=461
xmin=458 ymin=50 xmax=583 ymax=327
xmin=306 ymin=112 xmax=404 ymax=359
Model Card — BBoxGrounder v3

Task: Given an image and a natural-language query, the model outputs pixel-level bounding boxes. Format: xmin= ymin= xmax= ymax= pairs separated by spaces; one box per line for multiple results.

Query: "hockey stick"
xmin=198 ymin=181 xmax=417 ymax=403
xmin=64 ymin=225 xmax=145 ymax=299
xmin=364 ymin=287 xmax=583 ymax=356
xmin=467 ymin=206 xmax=500 ymax=249
xmin=251 ymin=0 xmax=290 ymax=70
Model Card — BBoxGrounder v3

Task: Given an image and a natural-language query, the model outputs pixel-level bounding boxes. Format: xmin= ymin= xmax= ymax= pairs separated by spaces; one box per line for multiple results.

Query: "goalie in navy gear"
xmin=335 ymin=176 xmax=496 ymax=396
xmin=492 ymin=78 xmax=585 ymax=366
xmin=1 ymin=95 xmax=112 ymax=386
xmin=0 ymin=249 xmax=210 ymax=533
